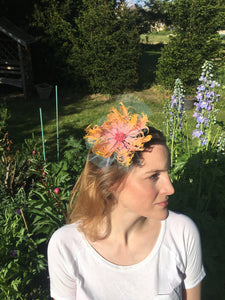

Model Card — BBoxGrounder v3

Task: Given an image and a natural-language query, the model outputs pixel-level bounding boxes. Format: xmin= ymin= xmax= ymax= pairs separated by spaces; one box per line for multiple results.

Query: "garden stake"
xmin=55 ymin=85 xmax=59 ymax=162
xmin=39 ymin=107 xmax=46 ymax=162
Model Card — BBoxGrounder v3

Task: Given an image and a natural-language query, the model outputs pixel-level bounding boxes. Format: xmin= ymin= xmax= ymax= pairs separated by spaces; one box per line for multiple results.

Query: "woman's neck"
xmin=86 ymin=208 xmax=161 ymax=266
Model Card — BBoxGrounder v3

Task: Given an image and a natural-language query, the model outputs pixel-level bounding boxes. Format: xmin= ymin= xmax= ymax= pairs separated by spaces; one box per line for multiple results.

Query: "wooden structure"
xmin=0 ymin=17 xmax=36 ymax=99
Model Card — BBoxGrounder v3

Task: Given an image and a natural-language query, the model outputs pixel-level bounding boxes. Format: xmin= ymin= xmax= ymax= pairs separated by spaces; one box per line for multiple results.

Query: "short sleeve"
xmin=48 ymin=229 xmax=77 ymax=300
xmin=183 ymin=217 xmax=206 ymax=289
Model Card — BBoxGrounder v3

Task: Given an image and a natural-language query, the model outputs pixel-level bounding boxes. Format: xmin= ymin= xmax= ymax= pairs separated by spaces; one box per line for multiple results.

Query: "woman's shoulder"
xmin=48 ymin=222 xmax=83 ymax=249
xmin=167 ymin=210 xmax=198 ymax=226
xmin=166 ymin=210 xmax=200 ymax=239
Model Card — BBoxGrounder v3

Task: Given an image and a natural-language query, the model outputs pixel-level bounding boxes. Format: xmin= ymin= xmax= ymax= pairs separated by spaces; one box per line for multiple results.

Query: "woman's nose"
xmin=161 ymin=174 xmax=175 ymax=195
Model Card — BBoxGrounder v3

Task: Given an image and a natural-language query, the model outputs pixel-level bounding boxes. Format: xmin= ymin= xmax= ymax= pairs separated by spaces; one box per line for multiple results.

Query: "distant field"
xmin=140 ymin=30 xmax=225 ymax=45
xmin=140 ymin=30 xmax=171 ymax=44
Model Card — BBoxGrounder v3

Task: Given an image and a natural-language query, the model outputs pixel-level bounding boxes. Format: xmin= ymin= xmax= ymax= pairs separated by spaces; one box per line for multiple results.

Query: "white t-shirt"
xmin=48 ymin=211 xmax=205 ymax=300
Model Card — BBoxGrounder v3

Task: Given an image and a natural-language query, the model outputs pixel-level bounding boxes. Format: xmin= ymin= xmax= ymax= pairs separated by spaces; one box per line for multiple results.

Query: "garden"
xmin=1 ymin=58 xmax=225 ymax=299
xmin=1 ymin=0 xmax=225 ymax=299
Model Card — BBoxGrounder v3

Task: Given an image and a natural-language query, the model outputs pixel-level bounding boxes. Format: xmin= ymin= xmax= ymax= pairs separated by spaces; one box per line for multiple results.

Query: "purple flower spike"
xmin=192 ymin=60 xmax=220 ymax=148
xmin=169 ymin=78 xmax=185 ymax=139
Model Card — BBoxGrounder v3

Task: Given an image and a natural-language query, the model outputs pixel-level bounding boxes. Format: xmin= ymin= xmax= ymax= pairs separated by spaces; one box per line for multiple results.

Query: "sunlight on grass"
xmin=7 ymin=83 xmax=224 ymax=155
xmin=140 ymin=31 xmax=171 ymax=44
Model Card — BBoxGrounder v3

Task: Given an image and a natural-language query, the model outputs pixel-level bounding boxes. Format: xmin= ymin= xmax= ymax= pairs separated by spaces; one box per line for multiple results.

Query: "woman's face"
xmin=112 ymin=144 xmax=175 ymax=220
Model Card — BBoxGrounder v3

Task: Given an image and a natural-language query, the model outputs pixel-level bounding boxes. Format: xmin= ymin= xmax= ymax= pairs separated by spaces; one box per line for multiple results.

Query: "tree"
xmin=144 ymin=0 xmax=172 ymax=29
xmin=154 ymin=0 xmax=224 ymax=90
xmin=75 ymin=0 xmax=141 ymax=94
xmin=31 ymin=0 xmax=82 ymax=84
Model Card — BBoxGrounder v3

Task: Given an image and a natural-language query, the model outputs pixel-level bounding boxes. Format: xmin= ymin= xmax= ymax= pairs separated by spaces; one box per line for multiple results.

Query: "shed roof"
xmin=0 ymin=17 xmax=36 ymax=47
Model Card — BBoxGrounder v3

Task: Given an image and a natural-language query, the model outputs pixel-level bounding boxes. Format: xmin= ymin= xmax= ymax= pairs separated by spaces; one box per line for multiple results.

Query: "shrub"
xmin=156 ymin=0 xmax=223 ymax=90
xmin=76 ymin=0 xmax=141 ymax=94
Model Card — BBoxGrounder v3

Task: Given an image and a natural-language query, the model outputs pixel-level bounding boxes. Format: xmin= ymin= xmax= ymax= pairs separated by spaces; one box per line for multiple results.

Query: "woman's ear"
xmin=109 ymin=174 xmax=128 ymax=199
xmin=109 ymin=181 xmax=119 ymax=194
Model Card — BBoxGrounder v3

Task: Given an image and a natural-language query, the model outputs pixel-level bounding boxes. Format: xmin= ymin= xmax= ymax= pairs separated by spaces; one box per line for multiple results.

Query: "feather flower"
xmin=84 ymin=102 xmax=152 ymax=167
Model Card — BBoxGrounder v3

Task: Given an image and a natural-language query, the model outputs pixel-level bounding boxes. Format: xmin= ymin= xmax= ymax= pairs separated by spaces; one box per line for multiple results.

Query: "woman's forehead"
xmin=133 ymin=145 xmax=170 ymax=172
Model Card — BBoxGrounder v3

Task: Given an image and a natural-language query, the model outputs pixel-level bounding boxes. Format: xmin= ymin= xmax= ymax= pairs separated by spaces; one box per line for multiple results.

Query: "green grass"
xmin=4 ymin=91 xmax=116 ymax=160
xmin=140 ymin=30 xmax=171 ymax=45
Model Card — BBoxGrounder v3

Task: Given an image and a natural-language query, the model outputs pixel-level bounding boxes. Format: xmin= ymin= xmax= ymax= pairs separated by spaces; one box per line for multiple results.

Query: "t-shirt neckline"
xmin=80 ymin=218 xmax=166 ymax=270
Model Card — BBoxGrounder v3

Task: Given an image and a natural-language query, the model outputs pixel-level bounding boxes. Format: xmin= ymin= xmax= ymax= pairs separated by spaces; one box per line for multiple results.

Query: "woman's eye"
xmin=149 ymin=173 xmax=159 ymax=181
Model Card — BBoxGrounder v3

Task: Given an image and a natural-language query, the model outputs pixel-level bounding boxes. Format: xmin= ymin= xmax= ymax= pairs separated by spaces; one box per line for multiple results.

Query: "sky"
xmin=126 ymin=0 xmax=146 ymax=7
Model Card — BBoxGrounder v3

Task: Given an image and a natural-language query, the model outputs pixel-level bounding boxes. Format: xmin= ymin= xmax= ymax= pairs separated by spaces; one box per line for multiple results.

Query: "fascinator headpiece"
xmin=84 ymin=96 xmax=152 ymax=168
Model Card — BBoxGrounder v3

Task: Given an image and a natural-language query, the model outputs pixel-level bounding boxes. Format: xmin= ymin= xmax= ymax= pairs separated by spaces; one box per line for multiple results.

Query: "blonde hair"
xmin=67 ymin=126 xmax=166 ymax=241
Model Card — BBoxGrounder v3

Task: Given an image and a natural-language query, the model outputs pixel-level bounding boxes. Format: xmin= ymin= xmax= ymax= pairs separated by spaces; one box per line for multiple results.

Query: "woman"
xmin=48 ymin=101 xmax=205 ymax=299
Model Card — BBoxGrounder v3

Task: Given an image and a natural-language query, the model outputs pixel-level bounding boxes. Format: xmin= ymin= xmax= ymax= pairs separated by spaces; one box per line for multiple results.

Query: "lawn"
xmin=140 ymin=30 xmax=171 ymax=45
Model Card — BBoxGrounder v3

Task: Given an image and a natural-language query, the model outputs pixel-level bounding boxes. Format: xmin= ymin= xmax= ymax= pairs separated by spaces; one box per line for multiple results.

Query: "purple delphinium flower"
xmin=169 ymin=78 xmax=185 ymax=140
xmin=163 ymin=78 xmax=186 ymax=166
xmin=16 ymin=209 xmax=21 ymax=215
xmin=192 ymin=61 xmax=220 ymax=147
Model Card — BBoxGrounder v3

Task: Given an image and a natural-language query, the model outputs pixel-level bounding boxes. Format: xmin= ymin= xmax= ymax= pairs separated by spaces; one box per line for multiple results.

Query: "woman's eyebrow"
xmin=144 ymin=168 xmax=168 ymax=174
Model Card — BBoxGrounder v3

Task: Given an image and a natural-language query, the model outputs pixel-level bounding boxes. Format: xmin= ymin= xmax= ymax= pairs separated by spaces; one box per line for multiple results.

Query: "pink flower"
xmin=54 ymin=187 xmax=60 ymax=194
xmin=42 ymin=172 xmax=46 ymax=176
xmin=32 ymin=150 xmax=36 ymax=155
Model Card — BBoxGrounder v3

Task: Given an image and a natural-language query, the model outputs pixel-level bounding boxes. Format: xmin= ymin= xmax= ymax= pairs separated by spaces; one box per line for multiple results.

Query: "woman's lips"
xmin=156 ymin=201 xmax=168 ymax=207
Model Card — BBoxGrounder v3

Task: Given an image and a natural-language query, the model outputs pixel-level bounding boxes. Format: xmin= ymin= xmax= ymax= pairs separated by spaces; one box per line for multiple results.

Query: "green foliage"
xmin=0 ymin=187 xmax=48 ymax=299
xmin=0 ymin=102 xmax=10 ymax=132
xmin=169 ymin=150 xmax=225 ymax=299
xmin=32 ymin=0 xmax=141 ymax=93
xmin=74 ymin=0 xmax=141 ymax=94
xmin=156 ymin=33 xmax=222 ymax=90
xmin=169 ymin=0 xmax=225 ymax=34
xmin=31 ymin=0 xmax=82 ymax=84
xmin=164 ymin=62 xmax=225 ymax=299
xmin=143 ymin=0 xmax=172 ymax=29
xmin=27 ymin=137 xmax=87 ymax=241
xmin=0 ymin=131 xmax=87 ymax=298
xmin=156 ymin=0 xmax=223 ymax=90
